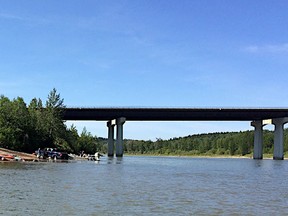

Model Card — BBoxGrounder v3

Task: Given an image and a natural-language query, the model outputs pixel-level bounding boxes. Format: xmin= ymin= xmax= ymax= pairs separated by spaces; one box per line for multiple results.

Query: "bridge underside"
xmin=62 ymin=108 xmax=288 ymax=121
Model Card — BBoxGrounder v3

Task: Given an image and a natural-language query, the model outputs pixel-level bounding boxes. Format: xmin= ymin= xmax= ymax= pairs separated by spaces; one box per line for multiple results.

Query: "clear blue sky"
xmin=0 ymin=0 xmax=287 ymax=140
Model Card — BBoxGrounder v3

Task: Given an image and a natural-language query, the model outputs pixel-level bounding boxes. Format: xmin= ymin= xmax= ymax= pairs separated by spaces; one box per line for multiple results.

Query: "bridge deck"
xmin=62 ymin=108 xmax=288 ymax=121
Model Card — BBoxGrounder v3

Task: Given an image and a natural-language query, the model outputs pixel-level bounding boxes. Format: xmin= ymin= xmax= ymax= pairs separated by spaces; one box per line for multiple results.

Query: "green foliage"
xmin=0 ymin=90 xmax=108 ymax=154
xmin=46 ymin=88 xmax=65 ymax=110
xmin=0 ymin=96 xmax=31 ymax=151
xmin=123 ymin=130 xmax=288 ymax=156
xmin=0 ymin=89 xmax=72 ymax=152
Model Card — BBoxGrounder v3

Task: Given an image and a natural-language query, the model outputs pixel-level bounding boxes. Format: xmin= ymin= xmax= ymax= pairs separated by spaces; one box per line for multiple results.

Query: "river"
xmin=1 ymin=156 xmax=288 ymax=215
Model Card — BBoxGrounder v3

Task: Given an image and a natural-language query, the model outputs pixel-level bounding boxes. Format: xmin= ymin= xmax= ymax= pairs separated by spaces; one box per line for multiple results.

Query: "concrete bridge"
xmin=62 ymin=107 xmax=288 ymax=159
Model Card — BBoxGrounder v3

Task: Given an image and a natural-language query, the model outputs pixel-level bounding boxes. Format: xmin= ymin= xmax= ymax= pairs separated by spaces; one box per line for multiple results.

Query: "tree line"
xmin=123 ymin=129 xmax=288 ymax=156
xmin=1 ymin=89 xmax=288 ymax=156
xmin=0 ymin=89 xmax=106 ymax=154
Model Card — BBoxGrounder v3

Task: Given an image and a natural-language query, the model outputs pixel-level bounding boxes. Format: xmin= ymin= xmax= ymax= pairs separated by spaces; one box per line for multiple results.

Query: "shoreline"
xmin=0 ymin=147 xmax=37 ymax=162
xmin=0 ymin=147 xmax=281 ymax=162
xmin=125 ymin=153 xmax=278 ymax=160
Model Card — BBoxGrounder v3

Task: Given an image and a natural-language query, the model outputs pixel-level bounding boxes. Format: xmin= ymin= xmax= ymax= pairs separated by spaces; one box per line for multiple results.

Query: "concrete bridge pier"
xmin=251 ymin=119 xmax=272 ymax=159
xmin=107 ymin=120 xmax=116 ymax=157
xmin=116 ymin=117 xmax=126 ymax=157
xmin=272 ymin=117 xmax=288 ymax=160
xmin=251 ymin=120 xmax=265 ymax=159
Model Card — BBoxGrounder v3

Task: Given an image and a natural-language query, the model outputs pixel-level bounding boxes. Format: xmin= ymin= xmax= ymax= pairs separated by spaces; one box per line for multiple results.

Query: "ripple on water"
xmin=1 ymin=157 xmax=288 ymax=215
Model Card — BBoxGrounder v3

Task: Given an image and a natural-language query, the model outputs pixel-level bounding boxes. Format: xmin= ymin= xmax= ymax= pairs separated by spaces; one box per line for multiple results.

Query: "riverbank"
xmin=125 ymin=153 xmax=280 ymax=159
xmin=0 ymin=148 xmax=37 ymax=161
xmin=0 ymin=147 xmax=280 ymax=161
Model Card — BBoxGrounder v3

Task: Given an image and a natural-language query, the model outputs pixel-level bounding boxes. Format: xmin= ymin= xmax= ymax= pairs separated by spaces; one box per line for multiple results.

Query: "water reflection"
xmin=106 ymin=156 xmax=123 ymax=164
xmin=253 ymin=159 xmax=265 ymax=168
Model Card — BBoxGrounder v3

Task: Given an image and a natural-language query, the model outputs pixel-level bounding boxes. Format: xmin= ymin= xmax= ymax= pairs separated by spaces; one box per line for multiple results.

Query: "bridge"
xmin=63 ymin=107 xmax=288 ymax=160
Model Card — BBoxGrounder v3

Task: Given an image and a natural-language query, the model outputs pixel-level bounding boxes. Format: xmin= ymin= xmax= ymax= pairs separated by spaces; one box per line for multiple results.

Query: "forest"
xmin=0 ymin=89 xmax=106 ymax=155
xmin=124 ymin=129 xmax=286 ymax=156
xmin=1 ymin=89 xmax=288 ymax=156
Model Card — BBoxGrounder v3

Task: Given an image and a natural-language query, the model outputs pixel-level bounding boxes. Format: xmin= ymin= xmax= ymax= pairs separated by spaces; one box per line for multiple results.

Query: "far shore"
xmin=125 ymin=153 xmax=281 ymax=160
xmin=0 ymin=147 xmax=284 ymax=162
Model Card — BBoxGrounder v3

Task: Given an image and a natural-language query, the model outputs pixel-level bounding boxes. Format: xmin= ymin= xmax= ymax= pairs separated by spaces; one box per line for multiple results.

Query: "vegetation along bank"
xmin=1 ymin=89 xmax=288 ymax=157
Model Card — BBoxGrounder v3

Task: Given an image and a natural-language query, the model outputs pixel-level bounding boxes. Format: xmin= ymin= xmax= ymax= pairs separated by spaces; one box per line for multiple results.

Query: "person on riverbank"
xmin=95 ymin=152 xmax=103 ymax=161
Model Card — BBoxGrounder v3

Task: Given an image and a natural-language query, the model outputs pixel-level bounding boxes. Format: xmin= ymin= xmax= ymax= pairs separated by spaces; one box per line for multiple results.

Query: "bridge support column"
xmin=272 ymin=117 xmax=288 ymax=160
xmin=107 ymin=120 xmax=116 ymax=157
xmin=251 ymin=120 xmax=264 ymax=159
xmin=116 ymin=117 xmax=126 ymax=157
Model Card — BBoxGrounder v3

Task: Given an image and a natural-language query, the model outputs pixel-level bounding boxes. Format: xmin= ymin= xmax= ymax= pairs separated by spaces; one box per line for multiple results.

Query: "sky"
xmin=0 ymin=0 xmax=287 ymax=140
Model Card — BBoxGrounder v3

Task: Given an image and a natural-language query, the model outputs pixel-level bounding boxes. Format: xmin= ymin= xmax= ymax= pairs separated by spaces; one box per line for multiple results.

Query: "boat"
xmin=0 ymin=154 xmax=14 ymax=161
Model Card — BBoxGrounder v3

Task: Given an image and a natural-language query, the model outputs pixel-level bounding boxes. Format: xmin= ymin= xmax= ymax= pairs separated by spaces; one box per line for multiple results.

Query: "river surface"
xmin=1 ymin=156 xmax=288 ymax=215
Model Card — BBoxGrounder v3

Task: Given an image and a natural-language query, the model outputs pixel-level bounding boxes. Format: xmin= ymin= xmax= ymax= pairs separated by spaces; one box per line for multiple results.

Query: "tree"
xmin=43 ymin=88 xmax=66 ymax=146
xmin=65 ymin=124 xmax=80 ymax=153
xmin=0 ymin=89 xmax=78 ymax=153
xmin=77 ymin=127 xmax=98 ymax=154
xmin=46 ymin=88 xmax=65 ymax=110
xmin=0 ymin=96 xmax=31 ymax=151
xmin=27 ymin=89 xmax=71 ymax=152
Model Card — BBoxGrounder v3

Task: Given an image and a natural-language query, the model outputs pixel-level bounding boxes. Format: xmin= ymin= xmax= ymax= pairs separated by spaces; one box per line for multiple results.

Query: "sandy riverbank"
xmin=0 ymin=147 xmax=37 ymax=161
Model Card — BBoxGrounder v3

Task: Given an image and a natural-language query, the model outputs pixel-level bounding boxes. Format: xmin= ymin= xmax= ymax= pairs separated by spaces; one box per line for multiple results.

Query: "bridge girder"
xmin=62 ymin=108 xmax=288 ymax=121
